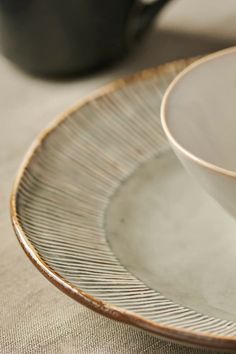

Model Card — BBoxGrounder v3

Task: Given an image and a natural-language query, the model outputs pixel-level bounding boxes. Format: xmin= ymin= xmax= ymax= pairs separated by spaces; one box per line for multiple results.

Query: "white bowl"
xmin=161 ymin=47 xmax=236 ymax=218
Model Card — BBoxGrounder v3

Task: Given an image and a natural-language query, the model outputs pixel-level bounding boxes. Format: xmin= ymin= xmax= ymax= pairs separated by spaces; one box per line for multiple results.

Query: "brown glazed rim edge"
xmin=10 ymin=58 xmax=236 ymax=351
xmin=161 ymin=46 xmax=236 ymax=180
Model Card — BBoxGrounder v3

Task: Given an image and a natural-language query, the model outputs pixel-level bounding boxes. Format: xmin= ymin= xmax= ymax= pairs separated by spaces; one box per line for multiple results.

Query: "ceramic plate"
xmin=11 ymin=58 xmax=236 ymax=351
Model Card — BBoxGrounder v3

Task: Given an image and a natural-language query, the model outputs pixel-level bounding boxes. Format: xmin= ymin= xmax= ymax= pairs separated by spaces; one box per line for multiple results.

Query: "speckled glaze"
xmin=11 ymin=58 xmax=236 ymax=351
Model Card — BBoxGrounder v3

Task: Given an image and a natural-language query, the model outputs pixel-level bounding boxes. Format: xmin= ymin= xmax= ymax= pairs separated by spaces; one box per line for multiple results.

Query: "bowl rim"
xmin=161 ymin=46 xmax=236 ymax=179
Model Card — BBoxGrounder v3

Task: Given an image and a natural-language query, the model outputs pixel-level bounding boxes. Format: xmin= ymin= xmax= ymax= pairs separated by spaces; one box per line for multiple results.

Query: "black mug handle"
xmin=135 ymin=0 xmax=171 ymax=37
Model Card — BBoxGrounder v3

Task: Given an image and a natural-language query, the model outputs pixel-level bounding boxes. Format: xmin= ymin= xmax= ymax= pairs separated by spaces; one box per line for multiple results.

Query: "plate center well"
xmin=106 ymin=151 xmax=236 ymax=321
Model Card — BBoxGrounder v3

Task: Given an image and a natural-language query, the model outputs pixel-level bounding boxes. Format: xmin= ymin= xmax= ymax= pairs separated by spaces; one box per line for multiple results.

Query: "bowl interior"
xmin=163 ymin=49 xmax=236 ymax=172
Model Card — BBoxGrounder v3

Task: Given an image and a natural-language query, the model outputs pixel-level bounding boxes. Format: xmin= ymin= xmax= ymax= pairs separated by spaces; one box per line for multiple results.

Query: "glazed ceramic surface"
xmin=0 ymin=0 xmax=170 ymax=75
xmin=161 ymin=46 xmax=236 ymax=220
xmin=11 ymin=58 xmax=236 ymax=351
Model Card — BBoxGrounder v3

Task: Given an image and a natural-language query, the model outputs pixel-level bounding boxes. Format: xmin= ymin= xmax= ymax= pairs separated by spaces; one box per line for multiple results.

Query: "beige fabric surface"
xmin=1 ymin=1 xmax=236 ymax=353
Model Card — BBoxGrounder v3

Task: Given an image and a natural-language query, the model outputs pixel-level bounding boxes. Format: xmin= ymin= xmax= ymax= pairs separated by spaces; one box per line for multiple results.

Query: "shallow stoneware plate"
xmin=11 ymin=58 xmax=236 ymax=351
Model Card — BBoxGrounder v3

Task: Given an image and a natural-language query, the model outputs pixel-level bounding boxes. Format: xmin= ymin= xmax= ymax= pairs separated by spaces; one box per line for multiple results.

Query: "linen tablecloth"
xmin=1 ymin=1 xmax=236 ymax=352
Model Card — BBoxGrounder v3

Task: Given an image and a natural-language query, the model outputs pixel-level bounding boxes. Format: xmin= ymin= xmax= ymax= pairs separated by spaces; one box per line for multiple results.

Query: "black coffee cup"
xmin=0 ymin=0 xmax=170 ymax=75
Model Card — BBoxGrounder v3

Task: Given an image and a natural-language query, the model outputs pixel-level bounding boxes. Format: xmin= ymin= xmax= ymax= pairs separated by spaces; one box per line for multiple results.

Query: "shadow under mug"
xmin=0 ymin=0 xmax=171 ymax=76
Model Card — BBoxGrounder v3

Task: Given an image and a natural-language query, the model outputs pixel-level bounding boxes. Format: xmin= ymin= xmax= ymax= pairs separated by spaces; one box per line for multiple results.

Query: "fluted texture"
xmin=14 ymin=59 xmax=236 ymax=339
